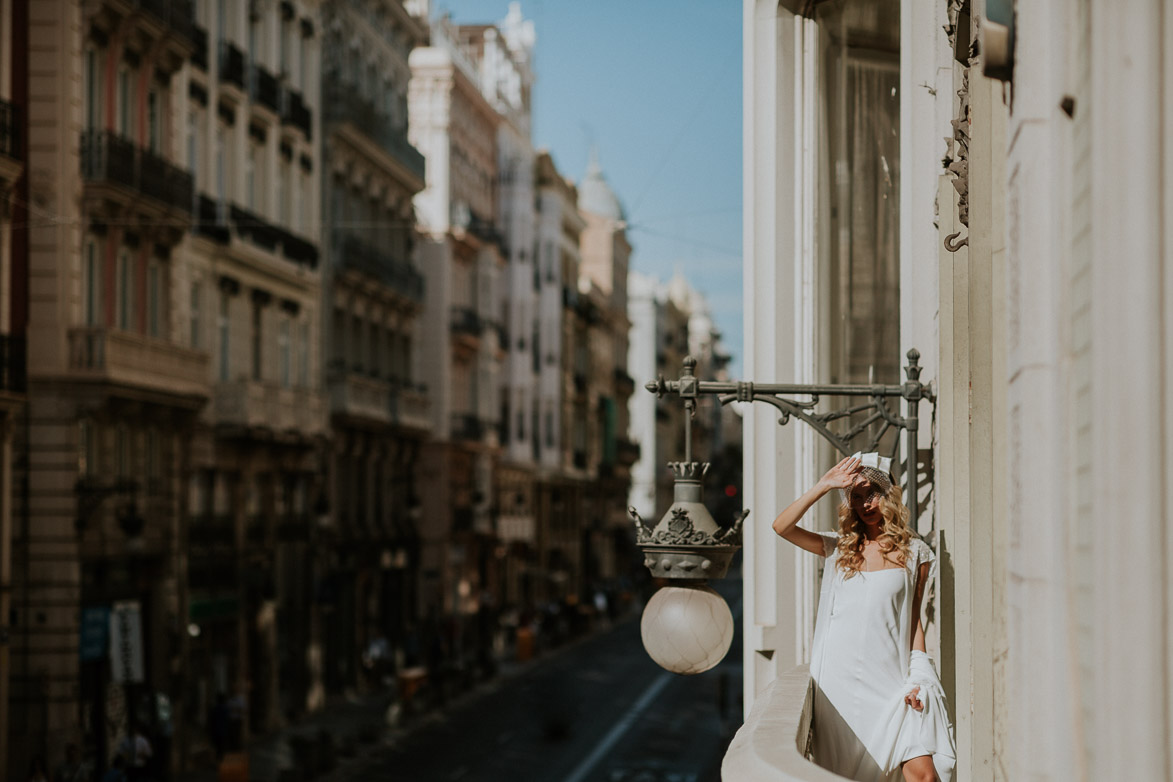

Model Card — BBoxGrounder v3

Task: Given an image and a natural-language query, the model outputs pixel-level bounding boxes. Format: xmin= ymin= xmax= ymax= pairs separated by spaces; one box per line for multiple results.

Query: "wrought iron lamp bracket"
xmin=649 ymin=348 xmax=937 ymax=532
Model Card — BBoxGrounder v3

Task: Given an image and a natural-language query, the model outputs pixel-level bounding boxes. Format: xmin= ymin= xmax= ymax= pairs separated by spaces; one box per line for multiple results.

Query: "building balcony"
xmin=280 ymin=85 xmax=313 ymax=139
xmin=81 ymin=130 xmax=194 ymax=225
xmin=390 ymin=383 xmax=432 ymax=432
xmin=67 ymin=327 xmax=210 ymax=404
xmin=218 ymin=41 xmax=246 ymax=91
xmin=721 ymin=665 xmax=845 ymax=781
xmin=89 ymin=0 xmax=196 ymax=73
xmin=616 ymin=437 xmax=641 ymax=466
xmin=450 ymin=307 xmax=484 ymax=348
xmin=323 ymin=81 xmax=425 ymax=183
xmin=0 ymin=98 xmax=21 ymax=184
xmin=329 ymin=370 xmax=392 ymax=425
xmin=465 ymin=210 xmax=501 ymax=246
xmin=450 ymin=413 xmax=484 ymax=442
xmin=213 ymin=379 xmax=326 ymax=437
xmin=248 ymin=63 xmax=281 ymax=113
xmin=194 ymin=193 xmax=230 ymax=243
xmin=334 ymin=232 xmax=423 ymax=301
xmin=229 ymin=202 xmax=319 ymax=267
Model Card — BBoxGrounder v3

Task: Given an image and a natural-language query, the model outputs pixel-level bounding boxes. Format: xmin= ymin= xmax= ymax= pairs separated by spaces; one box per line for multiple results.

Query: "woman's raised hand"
xmin=818 ymin=455 xmax=862 ymax=493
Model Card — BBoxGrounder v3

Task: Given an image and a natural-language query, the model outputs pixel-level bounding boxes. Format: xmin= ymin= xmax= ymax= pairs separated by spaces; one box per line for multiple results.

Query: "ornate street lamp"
xmin=631 ymin=350 xmax=934 ymax=674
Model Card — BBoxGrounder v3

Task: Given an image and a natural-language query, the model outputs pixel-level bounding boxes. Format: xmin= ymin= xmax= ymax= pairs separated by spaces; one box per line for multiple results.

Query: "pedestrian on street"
xmin=772 ymin=453 xmax=955 ymax=782
xmin=116 ymin=728 xmax=153 ymax=782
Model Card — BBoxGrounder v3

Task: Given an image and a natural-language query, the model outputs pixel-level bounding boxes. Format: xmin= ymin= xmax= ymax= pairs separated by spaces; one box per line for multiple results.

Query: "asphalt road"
xmin=332 ymin=577 xmax=744 ymax=782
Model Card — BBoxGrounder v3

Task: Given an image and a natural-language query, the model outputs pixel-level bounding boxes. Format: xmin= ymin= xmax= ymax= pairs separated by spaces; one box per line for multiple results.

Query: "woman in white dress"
xmin=771 ymin=453 xmax=956 ymax=782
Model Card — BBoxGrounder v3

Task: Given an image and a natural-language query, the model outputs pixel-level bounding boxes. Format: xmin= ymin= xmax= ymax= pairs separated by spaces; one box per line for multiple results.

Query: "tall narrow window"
xmin=78 ymin=419 xmax=94 ymax=477
xmin=188 ymin=111 xmax=200 ymax=184
xmin=368 ymin=322 xmax=379 ymax=378
xmin=84 ymin=49 xmax=101 ymax=129
xmin=278 ymin=159 xmax=289 ymax=225
xmin=246 ymin=143 xmax=257 ymax=210
xmin=117 ymin=250 xmax=133 ymax=330
xmin=116 ymin=424 xmax=131 ymax=478
xmin=278 ymin=316 xmax=290 ymax=388
xmin=117 ymin=67 xmax=132 ymax=138
xmin=147 ymin=260 xmax=161 ymax=338
xmin=298 ymin=321 xmax=309 ymax=387
xmin=147 ymin=89 xmax=161 ymax=153
xmin=190 ymin=280 xmax=202 ymax=348
xmin=217 ymin=0 xmax=227 ymax=43
xmin=251 ymin=301 xmax=263 ymax=380
xmin=214 ymin=132 xmax=225 ymax=205
xmin=84 ymin=240 xmax=102 ymax=326
xmin=218 ymin=291 xmax=230 ymax=381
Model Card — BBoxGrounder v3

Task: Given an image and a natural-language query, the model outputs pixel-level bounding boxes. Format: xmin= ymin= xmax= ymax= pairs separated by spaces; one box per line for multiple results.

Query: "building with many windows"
xmin=11 ymin=0 xmax=202 ymax=776
xmin=729 ymin=1 xmax=1173 ymax=780
xmin=318 ymin=0 xmax=430 ymax=701
xmin=409 ymin=14 xmax=505 ymax=664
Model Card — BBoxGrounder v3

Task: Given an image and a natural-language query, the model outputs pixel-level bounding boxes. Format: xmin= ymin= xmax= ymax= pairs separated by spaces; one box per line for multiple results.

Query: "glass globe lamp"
xmin=640 ymin=584 xmax=734 ymax=675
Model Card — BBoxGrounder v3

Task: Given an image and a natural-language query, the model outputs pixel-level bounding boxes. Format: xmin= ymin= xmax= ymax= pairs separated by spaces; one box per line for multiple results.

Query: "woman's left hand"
xmin=904 ymin=686 xmax=924 ymax=712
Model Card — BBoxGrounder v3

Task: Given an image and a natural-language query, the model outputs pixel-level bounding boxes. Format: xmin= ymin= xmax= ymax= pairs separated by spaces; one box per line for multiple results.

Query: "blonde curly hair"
xmin=834 ymin=480 xmax=912 ymax=577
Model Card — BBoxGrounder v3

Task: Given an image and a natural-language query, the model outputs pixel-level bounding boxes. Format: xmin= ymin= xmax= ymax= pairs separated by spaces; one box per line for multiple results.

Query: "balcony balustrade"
xmin=465 ymin=210 xmax=501 ymax=246
xmin=249 ymin=63 xmax=281 ymax=113
xmin=0 ymin=98 xmax=19 ymax=163
xmin=721 ymin=665 xmax=846 ymax=781
xmin=81 ymin=130 xmax=194 ymax=219
xmin=449 ymin=306 xmax=484 ymax=339
xmin=390 ymin=384 xmax=432 ymax=432
xmin=133 ymin=0 xmax=196 ymax=43
xmin=334 ymin=232 xmax=423 ymax=301
xmin=218 ymin=41 xmax=245 ymax=89
xmin=280 ymin=86 xmax=313 ymax=138
xmin=194 ymin=193 xmax=230 ymax=243
xmin=323 ymin=80 xmax=425 ymax=182
xmin=329 ymin=370 xmax=392 ymax=424
xmin=213 ymin=379 xmax=325 ymax=436
xmin=68 ymin=327 xmax=210 ymax=402
xmin=230 ymin=203 xmax=319 ymax=266
xmin=450 ymin=413 xmax=484 ymax=442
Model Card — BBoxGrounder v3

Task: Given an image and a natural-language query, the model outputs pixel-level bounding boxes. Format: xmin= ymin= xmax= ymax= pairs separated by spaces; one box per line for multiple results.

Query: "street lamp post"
xmin=630 ymin=350 xmax=935 ymax=674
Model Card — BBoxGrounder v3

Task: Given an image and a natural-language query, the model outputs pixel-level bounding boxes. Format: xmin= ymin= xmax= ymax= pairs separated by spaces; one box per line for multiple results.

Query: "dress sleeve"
xmin=909 ymin=536 xmax=937 ymax=584
xmin=817 ymin=531 xmax=839 ymax=558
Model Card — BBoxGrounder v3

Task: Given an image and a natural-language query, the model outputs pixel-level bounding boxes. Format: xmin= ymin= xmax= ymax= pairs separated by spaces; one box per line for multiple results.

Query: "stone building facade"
xmin=732 ymin=1 xmax=1173 ymax=780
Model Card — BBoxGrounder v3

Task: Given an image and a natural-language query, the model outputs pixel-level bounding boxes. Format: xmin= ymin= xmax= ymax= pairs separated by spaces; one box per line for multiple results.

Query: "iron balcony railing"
xmin=0 ymin=98 xmax=19 ymax=161
xmin=280 ymin=85 xmax=313 ymax=138
xmin=194 ymin=193 xmax=230 ymax=243
xmin=249 ymin=63 xmax=281 ymax=112
xmin=81 ymin=129 xmax=194 ymax=215
xmin=134 ymin=0 xmax=197 ymax=46
xmin=229 ymin=203 xmax=319 ymax=266
xmin=218 ymin=41 xmax=245 ymax=89
xmin=450 ymin=413 xmax=484 ymax=442
xmin=466 ymin=210 xmax=501 ymax=246
xmin=335 ymin=232 xmax=423 ymax=301
xmin=449 ymin=306 xmax=483 ymax=338
xmin=323 ymin=80 xmax=425 ymax=181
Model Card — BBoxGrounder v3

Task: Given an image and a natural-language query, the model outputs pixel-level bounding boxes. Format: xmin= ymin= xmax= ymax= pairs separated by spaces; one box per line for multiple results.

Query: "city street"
xmin=329 ymin=577 xmax=743 ymax=782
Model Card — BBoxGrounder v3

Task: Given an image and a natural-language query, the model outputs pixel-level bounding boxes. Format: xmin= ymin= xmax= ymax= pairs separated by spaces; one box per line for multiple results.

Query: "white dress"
xmin=809 ymin=533 xmax=956 ymax=782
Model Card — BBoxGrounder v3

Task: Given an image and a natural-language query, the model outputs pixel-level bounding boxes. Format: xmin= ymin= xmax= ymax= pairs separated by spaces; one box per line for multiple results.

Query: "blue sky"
xmin=434 ymin=0 xmax=744 ymax=377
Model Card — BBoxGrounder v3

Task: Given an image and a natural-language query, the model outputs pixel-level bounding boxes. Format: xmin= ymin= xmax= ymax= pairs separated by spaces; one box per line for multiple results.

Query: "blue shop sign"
xmin=80 ymin=606 xmax=109 ymax=661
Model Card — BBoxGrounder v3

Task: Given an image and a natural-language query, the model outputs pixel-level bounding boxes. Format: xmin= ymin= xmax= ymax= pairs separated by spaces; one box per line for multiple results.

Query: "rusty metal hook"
xmin=944 ymin=231 xmax=968 ymax=252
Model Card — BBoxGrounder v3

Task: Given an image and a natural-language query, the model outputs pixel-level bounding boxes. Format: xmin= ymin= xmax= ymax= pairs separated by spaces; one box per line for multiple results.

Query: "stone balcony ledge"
xmin=721 ymin=665 xmax=849 ymax=781
xmin=213 ymin=379 xmax=325 ymax=437
xmin=67 ymin=327 xmax=209 ymax=404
